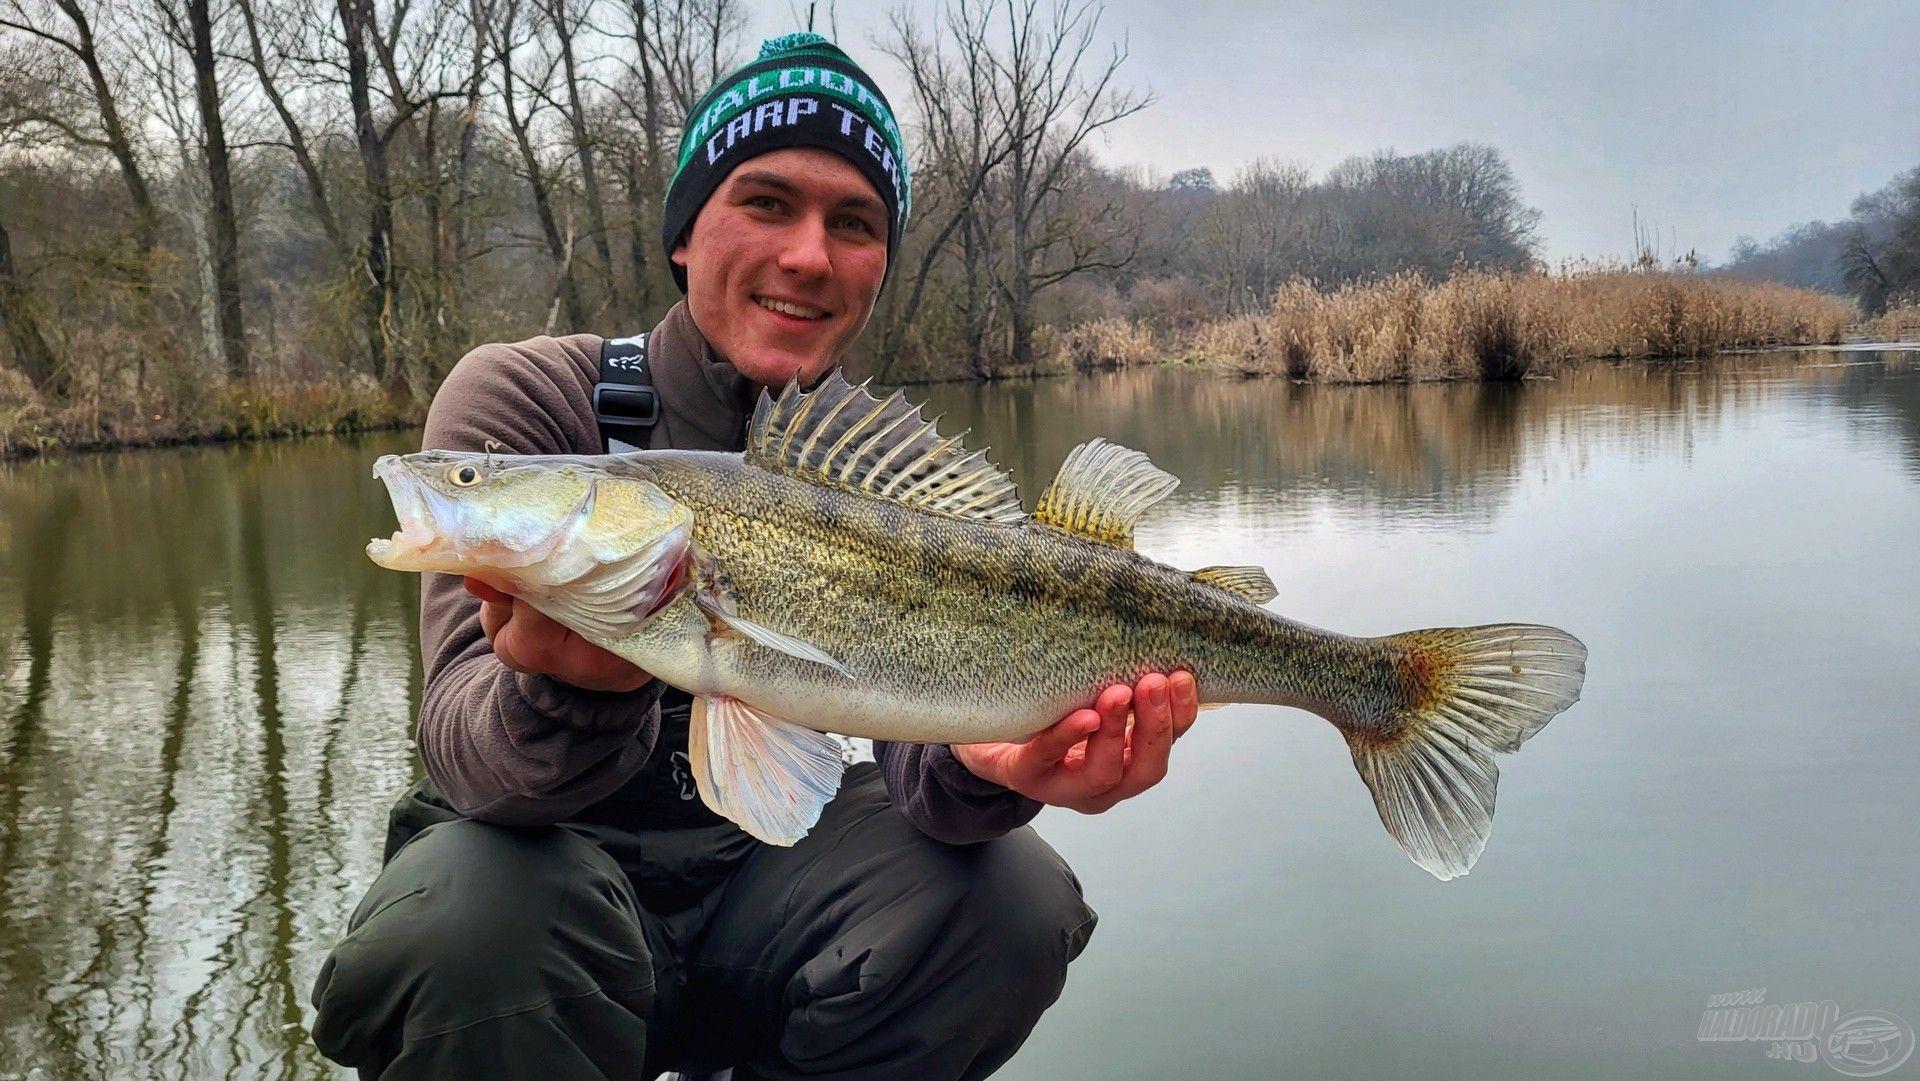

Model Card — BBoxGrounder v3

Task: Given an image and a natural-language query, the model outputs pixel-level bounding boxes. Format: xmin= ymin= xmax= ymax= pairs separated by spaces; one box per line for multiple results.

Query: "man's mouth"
xmin=754 ymin=295 xmax=829 ymax=320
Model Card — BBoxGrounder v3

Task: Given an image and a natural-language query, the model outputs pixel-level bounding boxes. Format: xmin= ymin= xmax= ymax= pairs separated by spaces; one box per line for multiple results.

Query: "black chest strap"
xmin=593 ymin=332 xmax=659 ymax=453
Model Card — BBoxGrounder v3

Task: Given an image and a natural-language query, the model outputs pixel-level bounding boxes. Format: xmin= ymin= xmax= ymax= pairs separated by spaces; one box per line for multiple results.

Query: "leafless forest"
xmin=0 ymin=0 xmax=1901 ymax=455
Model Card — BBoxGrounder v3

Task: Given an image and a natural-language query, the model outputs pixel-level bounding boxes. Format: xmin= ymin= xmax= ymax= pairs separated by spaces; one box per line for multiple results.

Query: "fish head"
xmin=368 ymin=451 xmax=694 ymax=603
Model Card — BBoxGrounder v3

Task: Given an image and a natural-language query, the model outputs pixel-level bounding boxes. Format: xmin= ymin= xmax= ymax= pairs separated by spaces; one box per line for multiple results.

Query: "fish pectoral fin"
xmin=1190 ymin=564 xmax=1278 ymax=605
xmin=690 ymin=695 xmax=846 ymax=846
xmin=695 ymin=594 xmax=854 ymax=679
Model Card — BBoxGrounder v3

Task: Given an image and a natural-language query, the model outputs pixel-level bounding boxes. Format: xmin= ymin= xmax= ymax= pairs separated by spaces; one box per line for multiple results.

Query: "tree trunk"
xmin=625 ymin=0 xmax=668 ymax=314
xmin=339 ymin=0 xmax=397 ymax=382
xmin=0 ymin=209 xmax=60 ymax=393
xmin=186 ymin=0 xmax=249 ymax=380
xmin=626 ymin=150 xmax=655 ymax=315
xmin=1007 ymin=150 xmax=1035 ymax=371
xmin=496 ymin=30 xmax=585 ymax=331
xmin=238 ymin=0 xmax=347 ymax=259
xmin=551 ymin=0 xmax=620 ymax=318
xmin=53 ymin=0 xmax=162 ymax=258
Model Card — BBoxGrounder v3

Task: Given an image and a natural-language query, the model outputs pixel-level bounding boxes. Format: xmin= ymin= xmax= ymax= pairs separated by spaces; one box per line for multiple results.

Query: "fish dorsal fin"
xmin=746 ymin=372 xmax=1025 ymax=524
xmin=1191 ymin=564 xmax=1278 ymax=604
xmin=1033 ymin=438 xmax=1179 ymax=548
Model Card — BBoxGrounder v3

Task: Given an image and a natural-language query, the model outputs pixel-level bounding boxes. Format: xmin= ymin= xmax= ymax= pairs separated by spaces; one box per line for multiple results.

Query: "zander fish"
xmin=368 ymin=373 xmax=1587 ymax=879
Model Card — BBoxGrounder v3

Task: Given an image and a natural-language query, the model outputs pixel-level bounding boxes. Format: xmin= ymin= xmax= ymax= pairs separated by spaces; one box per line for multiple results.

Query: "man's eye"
xmin=835 ymin=215 xmax=875 ymax=235
xmin=746 ymin=195 xmax=783 ymax=212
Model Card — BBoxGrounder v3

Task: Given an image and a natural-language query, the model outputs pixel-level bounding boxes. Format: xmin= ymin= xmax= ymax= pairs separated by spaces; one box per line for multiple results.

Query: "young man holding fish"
xmin=313 ymin=34 xmax=1199 ymax=1081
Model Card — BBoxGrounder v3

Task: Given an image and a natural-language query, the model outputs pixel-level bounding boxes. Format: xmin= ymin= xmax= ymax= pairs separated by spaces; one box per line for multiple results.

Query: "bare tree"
xmin=876 ymin=1 xmax=1011 ymax=370
xmin=483 ymin=0 xmax=585 ymax=330
xmin=0 ymin=199 xmax=58 ymax=390
xmin=182 ymin=0 xmax=250 ymax=378
xmin=1198 ymin=158 xmax=1311 ymax=311
xmin=0 ymin=46 xmax=65 ymax=390
xmin=537 ymin=0 xmax=623 ymax=317
xmin=983 ymin=0 xmax=1148 ymax=370
xmin=609 ymin=0 xmax=743 ymax=313
xmin=235 ymin=0 xmax=347 ymax=259
xmin=0 ymin=0 xmax=162 ymax=257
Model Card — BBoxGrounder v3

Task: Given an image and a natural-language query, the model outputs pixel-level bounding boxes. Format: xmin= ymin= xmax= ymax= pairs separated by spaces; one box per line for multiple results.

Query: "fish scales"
xmin=632 ymin=450 xmax=1402 ymax=742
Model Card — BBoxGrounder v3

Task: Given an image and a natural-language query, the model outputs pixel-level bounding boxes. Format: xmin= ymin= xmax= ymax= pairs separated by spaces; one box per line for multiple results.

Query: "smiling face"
xmin=672 ymin=147 xmax=889 ymax=389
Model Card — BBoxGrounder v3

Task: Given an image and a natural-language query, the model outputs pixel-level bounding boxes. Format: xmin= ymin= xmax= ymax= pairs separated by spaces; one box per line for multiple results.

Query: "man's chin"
xmin=732 ymin=346 xmax=837 ymax=391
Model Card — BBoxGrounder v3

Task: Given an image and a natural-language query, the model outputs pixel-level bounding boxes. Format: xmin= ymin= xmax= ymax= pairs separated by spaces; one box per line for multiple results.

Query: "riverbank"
xmin=1865 ymin=302 xmax=1920 ymax=343
xmin=0 ymin=367 xmax=420 ymax=460
xmin=1055 ymin=270 xmax=1857 ymax=382
xmin=0 ymin=270 xmax=1870 ymax=459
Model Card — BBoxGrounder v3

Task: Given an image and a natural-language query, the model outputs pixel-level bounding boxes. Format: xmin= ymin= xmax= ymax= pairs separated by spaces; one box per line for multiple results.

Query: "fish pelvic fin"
xmin=690 ymin=695 xmax=847 ymax=846
xmin=1347 ymin=624 xmax=1586 ymax=881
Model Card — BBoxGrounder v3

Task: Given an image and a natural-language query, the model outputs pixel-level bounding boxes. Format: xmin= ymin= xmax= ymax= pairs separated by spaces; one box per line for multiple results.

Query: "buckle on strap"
xmin=592 ymin=382 xmax=660 ymax=428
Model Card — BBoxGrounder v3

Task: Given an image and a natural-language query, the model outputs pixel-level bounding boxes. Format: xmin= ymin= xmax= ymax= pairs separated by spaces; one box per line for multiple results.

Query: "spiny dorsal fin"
xmin=746 ymin=372 xmax=1025 ymax=524
xmin=1191 ymin=565 xmax=1278 ymax=604
xmin=1032 ymin=438 xmax=1179 ymax=548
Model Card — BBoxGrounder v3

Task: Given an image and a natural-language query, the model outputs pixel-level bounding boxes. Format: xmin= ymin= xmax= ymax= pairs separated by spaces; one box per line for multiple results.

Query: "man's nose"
xmin=776 ymin=216 xmax=833 ymax=279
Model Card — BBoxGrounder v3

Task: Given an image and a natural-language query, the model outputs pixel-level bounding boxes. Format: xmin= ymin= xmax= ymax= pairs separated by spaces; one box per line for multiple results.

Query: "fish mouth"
xmin=368 ymin=455 xmax=457 ymax=570
xmin=366 ymin=454 xmax=594 ymax=574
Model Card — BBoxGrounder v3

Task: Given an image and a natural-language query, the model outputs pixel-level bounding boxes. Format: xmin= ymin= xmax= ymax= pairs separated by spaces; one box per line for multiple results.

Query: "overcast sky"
xmin=753 ymin=0 xmax=1920 ymax=264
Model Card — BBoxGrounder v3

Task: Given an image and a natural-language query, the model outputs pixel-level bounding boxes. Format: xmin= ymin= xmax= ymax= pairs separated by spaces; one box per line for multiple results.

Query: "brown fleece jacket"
xmin=415 ymin=301 xmax=1043 ymax=843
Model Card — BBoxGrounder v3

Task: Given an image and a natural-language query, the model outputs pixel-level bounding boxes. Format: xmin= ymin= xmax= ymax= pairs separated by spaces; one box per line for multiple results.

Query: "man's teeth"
xmin=756 ymin=296 xmax=826 ymax=319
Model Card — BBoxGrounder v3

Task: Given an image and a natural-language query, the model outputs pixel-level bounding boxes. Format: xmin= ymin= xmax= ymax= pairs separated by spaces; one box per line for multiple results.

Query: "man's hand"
xmin=951 ymin=671 xmax=1199 ymax=814
xmin=465 ymin=577 xmax=653 ymax=693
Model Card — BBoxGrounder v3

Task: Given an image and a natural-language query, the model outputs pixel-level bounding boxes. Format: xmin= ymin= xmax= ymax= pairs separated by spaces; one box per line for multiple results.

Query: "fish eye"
xmin=449 ymin=464 xmax=482 ymax=488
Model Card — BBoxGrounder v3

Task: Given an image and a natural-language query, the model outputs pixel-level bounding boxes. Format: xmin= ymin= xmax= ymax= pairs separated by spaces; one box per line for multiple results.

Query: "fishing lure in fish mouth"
xmin=368 ymin=372 xmax=1589 ymax=881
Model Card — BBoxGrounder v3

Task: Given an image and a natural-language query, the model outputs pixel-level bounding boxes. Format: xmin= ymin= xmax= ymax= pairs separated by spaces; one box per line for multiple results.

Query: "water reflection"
xmin=0 ymin=349 xmax=1913 ymax=1078
xmin=0 ymin=437 xmax=421 ymax=1079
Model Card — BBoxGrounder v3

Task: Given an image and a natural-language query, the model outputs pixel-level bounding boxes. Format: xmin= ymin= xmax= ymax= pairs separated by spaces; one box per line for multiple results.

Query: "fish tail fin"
xmin=1345 ymin=624 xmax=1586 ymax=881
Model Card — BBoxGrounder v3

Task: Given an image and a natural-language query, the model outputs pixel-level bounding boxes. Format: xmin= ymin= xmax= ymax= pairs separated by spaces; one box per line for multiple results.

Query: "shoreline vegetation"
xmin=2 ymin=269 xmax=1900 ymax=461
xmin=7 ymin=0 xmax=1916 ymax=461
xmin=1055 ymin=269 xmax=1864 ymax=383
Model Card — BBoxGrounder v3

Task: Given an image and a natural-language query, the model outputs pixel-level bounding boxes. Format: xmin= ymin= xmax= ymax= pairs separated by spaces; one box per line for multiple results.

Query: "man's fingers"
xmin=1019 ymin=711 xmax=1101 ymax=774
xmin=1169 ymin=670 xmax=1200 ymax=739
xmin=1110 ymin=673 xmax=1174 ymax=802
xmin=464 ymin=576 xmax=513 ymax=604
xmin=1076 ymin=684 xmax=1131 ymax=794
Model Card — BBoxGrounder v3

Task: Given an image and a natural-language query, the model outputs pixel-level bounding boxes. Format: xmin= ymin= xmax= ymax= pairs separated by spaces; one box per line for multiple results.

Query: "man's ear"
xmin=671 ymin=239 xmax=689 ymax=268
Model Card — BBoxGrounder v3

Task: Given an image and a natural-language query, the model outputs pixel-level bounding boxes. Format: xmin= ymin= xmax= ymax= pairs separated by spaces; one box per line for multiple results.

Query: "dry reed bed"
xmin=1863 ymin=302 xmax=1920 ymax=342
xmin=1060 ymin=271 xmax=1855 ymax=383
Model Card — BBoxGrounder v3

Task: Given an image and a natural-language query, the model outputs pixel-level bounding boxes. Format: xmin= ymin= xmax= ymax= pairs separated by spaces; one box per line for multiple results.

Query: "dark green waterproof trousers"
xmin=310 ymin=764 xmax=1097 ymax=1080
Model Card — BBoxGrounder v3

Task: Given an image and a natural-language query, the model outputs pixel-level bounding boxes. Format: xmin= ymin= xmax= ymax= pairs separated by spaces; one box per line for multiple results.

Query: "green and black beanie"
xmin=662 ymin=33 xmax=912 ymax=291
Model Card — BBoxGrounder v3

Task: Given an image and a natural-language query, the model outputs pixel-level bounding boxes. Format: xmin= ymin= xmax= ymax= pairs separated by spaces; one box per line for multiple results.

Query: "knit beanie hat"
xmin=662 ymin=33 xmax=912 ymax=292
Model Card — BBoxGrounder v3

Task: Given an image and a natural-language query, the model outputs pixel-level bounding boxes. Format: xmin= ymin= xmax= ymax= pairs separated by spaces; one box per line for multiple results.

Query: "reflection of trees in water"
xmin=916 ymin=356 xmax=1846 ymax=531
xmin=0 ymin=433 xmax=420 ymax=1079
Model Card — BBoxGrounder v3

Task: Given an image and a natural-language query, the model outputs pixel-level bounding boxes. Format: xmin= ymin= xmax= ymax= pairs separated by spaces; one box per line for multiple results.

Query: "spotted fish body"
xmin=369 ymin=374 xmax=1587 ymax=879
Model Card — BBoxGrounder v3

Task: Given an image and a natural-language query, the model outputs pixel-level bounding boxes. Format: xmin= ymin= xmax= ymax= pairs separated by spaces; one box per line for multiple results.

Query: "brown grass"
xmin=1 ymin=336 xmax=420 ymax=460
xmin=1056 ymin=317 xmax=1163 ymax=372
xmin=1863 ymin=302 xmax=1920 ymax=343
xmin=1173 ymin=270 xmax=1854 ymax=383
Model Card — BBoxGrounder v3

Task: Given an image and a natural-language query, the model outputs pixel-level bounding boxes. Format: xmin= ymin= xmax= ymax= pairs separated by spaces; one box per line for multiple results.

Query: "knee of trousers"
xmin=940 ymin=828 xmax=1099 ymax=1012
xmin=792 ymin=826 xmax=1098 ymax=1047
xmin=311 ymin=818 xmax=656 ymax=1062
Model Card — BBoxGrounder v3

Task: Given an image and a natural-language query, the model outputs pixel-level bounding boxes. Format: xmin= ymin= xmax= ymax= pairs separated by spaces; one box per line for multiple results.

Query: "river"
xmin=2 ymin=349 xmax=1916 ymax=1080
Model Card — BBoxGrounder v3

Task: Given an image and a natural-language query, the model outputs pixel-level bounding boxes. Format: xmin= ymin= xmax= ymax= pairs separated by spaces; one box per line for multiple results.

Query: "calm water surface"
xmin=2 ymin=350 xmax=1916 ymax=1079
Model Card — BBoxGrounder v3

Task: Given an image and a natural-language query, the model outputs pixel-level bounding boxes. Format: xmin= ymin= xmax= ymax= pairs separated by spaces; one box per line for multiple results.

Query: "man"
xmin=311 ymin=33 xmax=1199 ymax=1080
